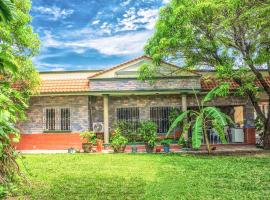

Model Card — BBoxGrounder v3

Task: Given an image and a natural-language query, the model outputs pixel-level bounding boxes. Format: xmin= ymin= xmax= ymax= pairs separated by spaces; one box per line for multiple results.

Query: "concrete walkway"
xmin=18 ymin=145 xmax=267 ymax=155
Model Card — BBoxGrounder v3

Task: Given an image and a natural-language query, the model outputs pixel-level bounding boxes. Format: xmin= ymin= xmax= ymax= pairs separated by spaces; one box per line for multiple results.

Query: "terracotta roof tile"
xmin=201 ymin=77 xmax=270 ymax=91
xmin=39 ymin=78 xmax=89 ymax=93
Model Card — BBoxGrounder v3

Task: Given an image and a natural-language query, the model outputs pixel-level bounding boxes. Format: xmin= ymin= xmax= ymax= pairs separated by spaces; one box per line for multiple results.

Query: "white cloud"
xmin=40 ymin=30 xmax=152 ymax=56
xmin=116 ymin=8 xmax=158 ymax=31
xmin=92 ymin=20 xmax=100 ymax=25
xmin=120 ymin=0 xmax=132 ymax=7
xmin=162 ymin=0 xmax=170 ymax=4
xmin=34 ymin=6 xmax=74 ymax=20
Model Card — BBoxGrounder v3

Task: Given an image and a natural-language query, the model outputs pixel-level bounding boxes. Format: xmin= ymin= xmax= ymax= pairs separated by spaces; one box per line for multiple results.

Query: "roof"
xmin=89 ymin=55 xmax=200 ymax=79
xmin=38 ymin=71 xmax=94 ymax=94
xmin=39 ymin=79 xmax=89 ymax=93
xmin=31 ymin=56 xmax=270 ymax=94
xmin=200 ymin=77 xmax=270 ymax=91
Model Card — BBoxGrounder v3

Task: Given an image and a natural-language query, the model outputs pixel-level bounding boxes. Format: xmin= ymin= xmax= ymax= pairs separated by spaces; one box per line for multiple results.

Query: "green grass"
xmin=15 ymin=153 xmax=270 ymax=200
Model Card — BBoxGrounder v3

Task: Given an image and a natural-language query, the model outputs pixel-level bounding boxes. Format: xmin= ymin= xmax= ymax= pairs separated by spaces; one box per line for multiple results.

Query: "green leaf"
xmin=212 ymin=120 xmax=227 ymax=144
xmin=202 ymin=83 xmax=230 ymax=105
xmin=192 ymin=114 xmax=203 ymax=149
xmin=167 ymin=111 xmax=190 ymax=136
xmin=203 ymin=107 xmax=229 ymax=126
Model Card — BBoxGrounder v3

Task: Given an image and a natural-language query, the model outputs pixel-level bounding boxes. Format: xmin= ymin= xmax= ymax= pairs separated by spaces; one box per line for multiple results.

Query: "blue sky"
xmin=31 ymin=0 xmax=169 ymax=71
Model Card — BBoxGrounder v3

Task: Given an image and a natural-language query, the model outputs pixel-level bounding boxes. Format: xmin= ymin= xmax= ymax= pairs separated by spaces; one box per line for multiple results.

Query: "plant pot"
xmin=145 ymin=144 xmax=154 ymax=153
xmin=96 ymin=140 xmax=103 ymax=152
xmin=82 ymin=143 xmax=93 ymax=153
xmin=131 ymin=145 xmax=137 ymax=153
xmin=156 ymin=146 xmax=162 ymax=153
xmin=163 ymin=145 xmax=170 ymax=153
xmin=68 ymin=148 xmax=76 ymax=154
xmin=113 ymin=145 xmax=126 ymax=153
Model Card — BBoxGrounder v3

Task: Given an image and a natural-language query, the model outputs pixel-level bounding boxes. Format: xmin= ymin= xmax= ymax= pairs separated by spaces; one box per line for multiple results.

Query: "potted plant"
xmin=111 ymin=128 xmax=128 ymax=153
xmin=160 ymin=139 xmax=173 ymax=153
xmin=80 ymin=131 xmax=97 ymax=153
xmin=139 ymin=121 xmax=157 ymax=153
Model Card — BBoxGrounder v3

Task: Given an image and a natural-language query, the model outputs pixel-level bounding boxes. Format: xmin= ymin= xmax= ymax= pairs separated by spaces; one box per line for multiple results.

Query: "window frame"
xmin=116 ymin=107 xmax=140 ymax=132
xmin=150 ymin=106 xmax=174 ymax=134
xmin=43 ymin=107 xmax=71 ymax=132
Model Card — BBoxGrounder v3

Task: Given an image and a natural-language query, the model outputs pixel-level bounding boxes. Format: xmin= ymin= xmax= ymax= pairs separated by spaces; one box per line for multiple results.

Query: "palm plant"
xmin=167 ymin=84 xmax=233 ymax=154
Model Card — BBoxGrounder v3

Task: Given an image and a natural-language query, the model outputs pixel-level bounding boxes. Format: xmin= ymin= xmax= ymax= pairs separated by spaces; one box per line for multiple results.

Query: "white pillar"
xmin=103 ymin=94 xmax=109 ymax=144
xmin=182 ymin=94 xmax=187 ymax=112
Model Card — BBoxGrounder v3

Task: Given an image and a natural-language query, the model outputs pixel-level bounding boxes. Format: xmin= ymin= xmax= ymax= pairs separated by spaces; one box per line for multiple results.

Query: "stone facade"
xmin=19 ymin=95 xmax=89 ymax=134
xmin=19 ymin=93 xmax=254 ymax=134
xmin=87 ymin=94 xmax=252 ymax=131
xmin=89 ymin=77 xmax=201 ymax=92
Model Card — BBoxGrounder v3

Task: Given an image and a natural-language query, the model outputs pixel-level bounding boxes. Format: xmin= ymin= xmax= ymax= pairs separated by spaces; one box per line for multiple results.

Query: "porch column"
xmin=103 ymin=94 xmax=109 ymax=144
xmin=181 ymin=94 xmax=188 ymax=139
xmin=181 ymin=94 xmax=187 ymax=112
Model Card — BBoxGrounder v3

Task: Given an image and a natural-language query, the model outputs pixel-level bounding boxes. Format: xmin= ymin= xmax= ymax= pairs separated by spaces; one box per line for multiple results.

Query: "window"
xmin=150 ymin=107 xmax=172 ymax=134
xmin=43 ymin=107 xmax=71 ymax=131
xmin=116 ymin=107 xmax=140 ymax=132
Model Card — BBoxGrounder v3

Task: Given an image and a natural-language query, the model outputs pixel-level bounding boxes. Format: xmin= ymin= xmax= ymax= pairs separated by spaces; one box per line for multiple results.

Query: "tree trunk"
xmin=263 ymin=103 xmax=270 ymax=149
xmin=203 ymin=126 xmax=211 ymax=155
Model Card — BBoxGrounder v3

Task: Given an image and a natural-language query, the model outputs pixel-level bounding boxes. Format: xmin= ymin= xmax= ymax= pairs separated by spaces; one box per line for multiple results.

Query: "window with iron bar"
xmin=150 ymin=107 xmax=173 ymax=134
xmin=43 ymin=107 xmax=71 ymax=131
xmin=116 ymin=107 xmax=140 ymax=132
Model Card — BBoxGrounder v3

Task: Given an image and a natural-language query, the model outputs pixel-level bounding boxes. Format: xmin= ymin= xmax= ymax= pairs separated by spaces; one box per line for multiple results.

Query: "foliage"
xmin=167 ymin=88 xmax=232 ymax=153
xmin=13 ymin=154 xmax=270 ymax=199
xmin=0 ymin=0 xmax=15 ymax=23
xmin=160 ymin=139 xmax=172 ymax=147
xmin=80 ymin=131 xmax=97 ymax=144
xmin=113 ymin=121 xmax=141 ymax=143
xmin=110 ymin=128 xmax=128 ymax=153
xmin=144 ymin=0 xmax=270 ymax=148
xmin=138 ymin=121 xmax=157 ymax=148
xmin=0 ymin=0 xmax=40 ymax=197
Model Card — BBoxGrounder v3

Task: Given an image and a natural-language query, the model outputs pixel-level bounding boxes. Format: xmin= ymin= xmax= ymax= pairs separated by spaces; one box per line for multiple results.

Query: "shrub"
xmin=114 ymin=121 xmax=141 ymax=142
xmin=111 ymin=128 xmax=128 ymax=153
xmin=80 ymin=131 xmax=97 ymax=144
xmin=138 ymin=121 xmax=157 ymax=148
xmin=160 ymin=139 xmax=173 ymax=147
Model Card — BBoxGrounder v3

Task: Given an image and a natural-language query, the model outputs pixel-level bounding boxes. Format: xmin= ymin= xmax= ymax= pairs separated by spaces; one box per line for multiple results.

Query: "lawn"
xmin=15 ymin=153 xmax=270 ymax=200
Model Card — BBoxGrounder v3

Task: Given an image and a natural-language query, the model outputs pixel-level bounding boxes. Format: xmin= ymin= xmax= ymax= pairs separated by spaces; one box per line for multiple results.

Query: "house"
xmin=15 ymin=56 xmax=262 ymax=151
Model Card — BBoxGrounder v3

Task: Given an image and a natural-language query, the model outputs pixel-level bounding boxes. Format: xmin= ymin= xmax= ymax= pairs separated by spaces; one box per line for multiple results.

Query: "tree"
xmin=0 ymin=0 xmax=39 ymax=197
xmin=144 ymin=0 xmax=270 ymax=149
xmin=0 ymin=0 xmax=15 ymax=22
xmin=167 ymin=85 xmax=232 ymax=154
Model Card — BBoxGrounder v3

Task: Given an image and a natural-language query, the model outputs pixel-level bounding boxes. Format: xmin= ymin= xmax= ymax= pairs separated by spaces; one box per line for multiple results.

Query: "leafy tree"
xmin=144 ymin=0 xmax=270 ymax=148
xmin=0 ymin=0 xmax=40 ymax=197
xmin=167 ymin=85 xmax=232 ymax=154
xmin=0 ymin=0 xmax=15 ymax=22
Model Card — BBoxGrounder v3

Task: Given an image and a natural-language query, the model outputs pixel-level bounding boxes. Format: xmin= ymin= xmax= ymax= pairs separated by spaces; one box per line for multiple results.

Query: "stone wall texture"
xmin=90 ymin=78 xmax=201 ymax=91
xmin=19 ymin=95 xmax=89 ymax=134
xmin=19 ymin=94 xmax=254 ymax=134
xmin=87 ymin=94 xmax=250 ymax=131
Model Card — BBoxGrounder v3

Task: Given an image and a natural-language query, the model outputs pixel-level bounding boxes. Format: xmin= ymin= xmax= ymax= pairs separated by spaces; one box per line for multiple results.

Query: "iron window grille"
xmin=43 ymin=107 xmax=71 ymax=131
xmin=150 ymin=107 xmax=173 ymax=134
xmin=116 ymin=107 xmax=140 ymax=132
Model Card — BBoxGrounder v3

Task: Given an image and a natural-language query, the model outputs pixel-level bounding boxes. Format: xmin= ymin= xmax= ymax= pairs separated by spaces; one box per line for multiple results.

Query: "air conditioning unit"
xmin=231 ymin=128 xmax=244 ymax=143
xmin=93 ymin=122 xmax=104 ymax=133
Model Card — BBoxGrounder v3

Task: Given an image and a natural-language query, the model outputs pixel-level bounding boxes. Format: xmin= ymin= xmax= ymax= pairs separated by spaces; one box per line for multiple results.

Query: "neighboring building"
xmin=16 ymin=56 xmax=263 ymax=150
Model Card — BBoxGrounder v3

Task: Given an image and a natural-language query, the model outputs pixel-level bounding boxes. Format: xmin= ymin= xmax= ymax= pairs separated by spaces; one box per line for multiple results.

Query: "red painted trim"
xmin=14 ymin=133 xmax=85 ymax=150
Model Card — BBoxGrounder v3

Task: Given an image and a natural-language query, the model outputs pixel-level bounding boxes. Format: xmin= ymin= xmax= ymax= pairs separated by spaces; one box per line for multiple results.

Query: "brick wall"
xmin=18 ymin=95 xmax=89 ymax=133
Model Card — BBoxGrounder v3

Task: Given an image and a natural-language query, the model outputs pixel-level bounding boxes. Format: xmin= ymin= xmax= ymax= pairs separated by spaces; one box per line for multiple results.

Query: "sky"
xmin=31 ymin=0 xmax=170 ymax=72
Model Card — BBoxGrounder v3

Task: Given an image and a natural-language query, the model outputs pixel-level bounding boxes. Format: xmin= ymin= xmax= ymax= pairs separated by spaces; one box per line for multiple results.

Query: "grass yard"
xmin=15 ymin=153 xmax=270 ymax=200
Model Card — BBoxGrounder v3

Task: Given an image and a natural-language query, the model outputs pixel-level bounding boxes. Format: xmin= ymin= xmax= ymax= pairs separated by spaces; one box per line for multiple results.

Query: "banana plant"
xmin=167 ymin=83 xmax=233 ymax=154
